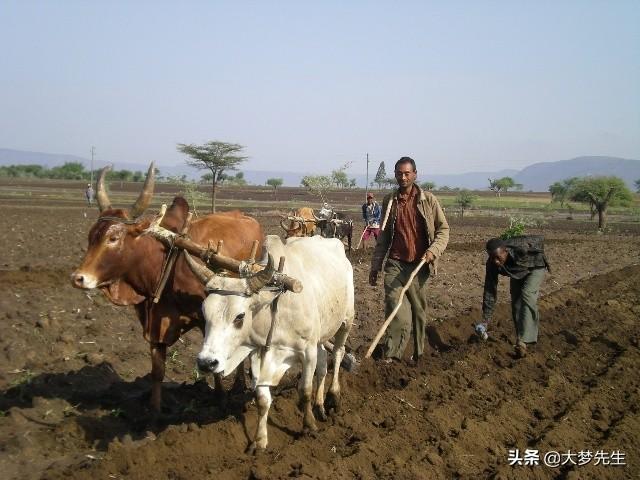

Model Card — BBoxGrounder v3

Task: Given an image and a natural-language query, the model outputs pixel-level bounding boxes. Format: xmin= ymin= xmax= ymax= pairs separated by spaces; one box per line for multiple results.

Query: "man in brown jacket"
xmin=369 ymin=157 xmax=449 ymax=362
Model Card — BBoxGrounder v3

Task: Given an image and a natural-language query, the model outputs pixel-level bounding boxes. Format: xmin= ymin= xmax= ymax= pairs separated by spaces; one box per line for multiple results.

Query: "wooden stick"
xmin=365 ymin=258 xmax=427 ymax=358
xmin=249 ymin=240 xmax=259 ymax=262
xmin=355 ymin=226 xmax=368 ymax=250
xmin=264 ymin=256 xmax=287 ymax=351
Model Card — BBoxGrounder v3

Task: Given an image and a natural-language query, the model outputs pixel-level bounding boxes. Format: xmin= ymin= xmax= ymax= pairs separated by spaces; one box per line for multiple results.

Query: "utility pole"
xmin=365 ymin=152 xmax=369 ymax=200
xmin=90 ymin=146 xmax=96 ymax=185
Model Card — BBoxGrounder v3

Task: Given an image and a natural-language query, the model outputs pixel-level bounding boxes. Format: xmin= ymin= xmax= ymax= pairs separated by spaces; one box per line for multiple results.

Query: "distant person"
xmin=369 ymin=157 xmax=449 ymax=363
xmin=478 ymin=236 xmax=550 ymax=358
xmin=360 ymin=192 xmax=382 ymax=247
xmin=85 ymin=183 xmax=94 ymax=205
xmin=318 ymin=202 xmax=333 ymax=220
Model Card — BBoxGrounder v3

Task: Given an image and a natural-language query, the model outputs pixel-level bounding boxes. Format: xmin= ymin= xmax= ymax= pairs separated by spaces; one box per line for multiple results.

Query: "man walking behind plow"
xmin=368 ymin=157 xmax=449 ymax=363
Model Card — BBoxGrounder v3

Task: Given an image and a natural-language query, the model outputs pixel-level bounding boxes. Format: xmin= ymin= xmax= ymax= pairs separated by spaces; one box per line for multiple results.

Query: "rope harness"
xmin=205 ymin=283 xmax=285 ymax=383
xmin=153 ymin=214 xmax=193 ymax=303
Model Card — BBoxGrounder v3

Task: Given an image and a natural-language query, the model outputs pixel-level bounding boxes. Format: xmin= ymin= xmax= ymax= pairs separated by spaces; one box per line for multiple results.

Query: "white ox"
xmin=185 ymin=235 xmax=354 ymax=452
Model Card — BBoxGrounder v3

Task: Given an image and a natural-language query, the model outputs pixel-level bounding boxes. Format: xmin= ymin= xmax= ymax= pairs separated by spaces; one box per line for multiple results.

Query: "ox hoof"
xmin=325 ymin=391 xmax=342 ymax=414
xmin=246 ymin=441 xmax=266 ymax=456
xmin=313 ymin=405 xmax=328 ymax=422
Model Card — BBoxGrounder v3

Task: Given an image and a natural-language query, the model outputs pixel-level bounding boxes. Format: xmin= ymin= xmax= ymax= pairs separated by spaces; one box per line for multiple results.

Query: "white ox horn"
xmin=246 ymin=253 xmax=275 ymax=293
xmin=95 ymin=162 xmax=156 ymax=217
xmin=184 ymin=251 xmax=215 ymax=285
xmin=96 ymin=165 xmax=112 ymax=212
xmin=129 ymin=162 xmax=156 ymax=218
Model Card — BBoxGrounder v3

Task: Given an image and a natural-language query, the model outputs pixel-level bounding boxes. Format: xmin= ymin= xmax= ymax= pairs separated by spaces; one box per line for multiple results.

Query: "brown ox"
xmin=71 ymin=163 xmax=264 ymax=411
xmin=280 ymin=207 xmax=317 ymax=237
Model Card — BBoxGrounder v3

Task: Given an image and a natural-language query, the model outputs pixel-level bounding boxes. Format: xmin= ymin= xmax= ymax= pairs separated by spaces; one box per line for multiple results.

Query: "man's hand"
xmin=422 ymin=251 xmax=436 ymax=264
xmin=369 ymin=270 xmax=379 ymax=286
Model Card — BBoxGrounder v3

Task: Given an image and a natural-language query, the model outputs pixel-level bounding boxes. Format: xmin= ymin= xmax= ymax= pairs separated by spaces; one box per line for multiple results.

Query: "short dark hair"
xmin=486 ymin=237 xmax=506 ymax=253
xmin=394 ymin=156 xmax=416 ymax=172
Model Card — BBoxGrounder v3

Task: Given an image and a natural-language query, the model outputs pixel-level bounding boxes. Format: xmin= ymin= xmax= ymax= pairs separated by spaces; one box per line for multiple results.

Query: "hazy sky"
xmin=1 ymin=1 xmax=638 ymax=175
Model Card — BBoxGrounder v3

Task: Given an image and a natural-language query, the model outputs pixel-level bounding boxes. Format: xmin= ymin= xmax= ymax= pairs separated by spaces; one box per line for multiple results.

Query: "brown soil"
xmin=1 ymin=197 xmax=639 ymax=480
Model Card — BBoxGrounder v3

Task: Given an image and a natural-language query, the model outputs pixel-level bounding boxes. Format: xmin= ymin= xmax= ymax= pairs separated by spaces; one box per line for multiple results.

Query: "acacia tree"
xmin=569 ymin=176 xmax=633 ymax=230
xmin=455 ymin=189 xmax=476 ymax=219
xmin=301 ymin=175 xmax=332 ymax=203
xmin=489 ymin=176 xmax=522 ymax=196
xmin=549 ymin=177 xmax=578 ymax=207
xmin=421 ymin=181 xmax=436 ymax=191
xmin=266 ymin=177 xmax=283 ymax=198
xmin=635 ymin=178 xmax=640 ymax=193
xmin=374 ymin=161 xmax=386 ymax=189
xmin=177 ymin=141 xmax=247 ymax=213
xmin=331 ymin=169 xmax=349 ymax=188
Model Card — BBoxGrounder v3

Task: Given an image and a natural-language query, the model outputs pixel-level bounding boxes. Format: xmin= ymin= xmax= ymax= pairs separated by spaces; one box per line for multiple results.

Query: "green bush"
xmin=501 ymin=217 xmax=527 ymax=239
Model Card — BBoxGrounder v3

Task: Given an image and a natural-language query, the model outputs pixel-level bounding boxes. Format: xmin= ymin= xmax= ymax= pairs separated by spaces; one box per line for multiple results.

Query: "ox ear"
xmin=101 ymin=280 xmax=145 ymax=306
xmin=161 ymin=196 xmax=190 ymax=233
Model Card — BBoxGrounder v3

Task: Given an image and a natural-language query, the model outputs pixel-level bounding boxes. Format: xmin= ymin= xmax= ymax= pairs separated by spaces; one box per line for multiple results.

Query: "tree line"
xmin=0 ymin=162 xmax=148 ymax=181
xmin=4 ymin=144 xmax=638 ymax=230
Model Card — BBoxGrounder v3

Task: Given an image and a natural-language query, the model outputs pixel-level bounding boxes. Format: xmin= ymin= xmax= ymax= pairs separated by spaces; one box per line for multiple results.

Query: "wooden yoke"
xmin=145 ymin=205 xmax=303 ymax=294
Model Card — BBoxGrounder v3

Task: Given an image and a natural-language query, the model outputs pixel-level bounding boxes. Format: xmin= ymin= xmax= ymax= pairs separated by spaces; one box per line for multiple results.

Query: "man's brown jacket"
xmin=371 ymin=184 xmax=449 ymax=274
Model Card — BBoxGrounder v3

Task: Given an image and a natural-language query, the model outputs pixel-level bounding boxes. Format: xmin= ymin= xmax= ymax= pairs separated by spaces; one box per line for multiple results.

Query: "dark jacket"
xmin=482 ymin=235 xmax=550 ymax=320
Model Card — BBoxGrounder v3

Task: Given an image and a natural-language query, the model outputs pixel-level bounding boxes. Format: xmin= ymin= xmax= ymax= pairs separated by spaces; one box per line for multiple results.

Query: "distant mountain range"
xmin=513 ymin=156 xmax=640 ymax=191
xmin=1 ymin=148 xmax=639 ymax=191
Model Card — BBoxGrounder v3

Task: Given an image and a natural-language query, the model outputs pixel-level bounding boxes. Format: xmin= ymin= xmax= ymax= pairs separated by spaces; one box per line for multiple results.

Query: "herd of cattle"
xmin=71 ymin=164 xmax=356 ymax=451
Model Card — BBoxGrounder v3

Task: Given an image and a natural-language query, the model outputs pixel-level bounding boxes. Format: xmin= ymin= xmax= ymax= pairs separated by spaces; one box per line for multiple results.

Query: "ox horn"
xmin=130 ymin=162 xmax=156 ymax=218
xmin=184 ymin=251 xmax=215 ymax=285
xmin=280 ymin=218 xmax=293 ymax=231
xmin=96 ymin=165 xmax=112 ymax=212
xmin=247 ymin=253 xmax=275 ymax=293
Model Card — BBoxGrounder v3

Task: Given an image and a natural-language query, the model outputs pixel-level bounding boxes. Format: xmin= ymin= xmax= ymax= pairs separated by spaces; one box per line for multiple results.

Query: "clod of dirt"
xmin=58 ymin=333 xmax=75 ymax=344
xmin=163 ymin=430 xmax=179 ymax=447
xmin=560 ymin=330 xmax=579 ymax=346
xmin=36 ymin=316 xmax=50 ymax=328
xmin=289 ymin=462 xmax=304 ymax=477
xmin=84 ymin=353 xmax=105 ymax=365
xmin=424 ymin=450 xmax=442 ymax=465
xmin=187 ymin=423 xmax=199 ymax=432
xmin=381 ymin=417 xmax=395 ymax=429
xmin=249 ymin=465 xmax=268 ymax=480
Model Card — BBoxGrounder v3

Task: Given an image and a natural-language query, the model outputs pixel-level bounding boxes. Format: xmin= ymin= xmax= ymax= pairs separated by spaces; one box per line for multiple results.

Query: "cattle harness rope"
xmin=153 ymin=213 xmax=193 ymax=303
xmin=94 ymin=214 xmax=188 ymax=304
xmin=205 ymin=283 xmax=285 ymax=380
